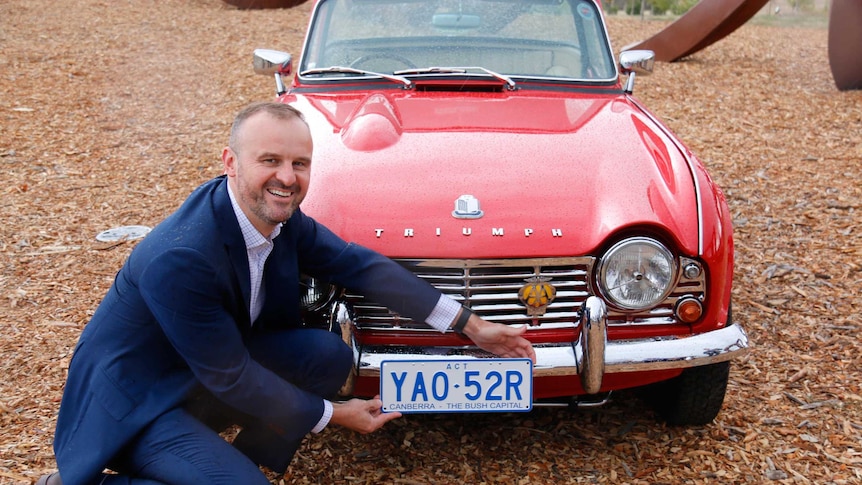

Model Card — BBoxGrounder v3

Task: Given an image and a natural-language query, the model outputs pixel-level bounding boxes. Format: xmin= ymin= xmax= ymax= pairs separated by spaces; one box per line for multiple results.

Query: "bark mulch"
xmin=1 ymin=1 xmax=860 ymax=484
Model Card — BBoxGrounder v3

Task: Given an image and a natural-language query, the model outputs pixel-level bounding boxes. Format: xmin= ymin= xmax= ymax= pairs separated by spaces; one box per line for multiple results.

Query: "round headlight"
xmin=598 ymin=238 xmax=676 ymax=310
xmin=299 ymin=275 xmax=337 ymax=312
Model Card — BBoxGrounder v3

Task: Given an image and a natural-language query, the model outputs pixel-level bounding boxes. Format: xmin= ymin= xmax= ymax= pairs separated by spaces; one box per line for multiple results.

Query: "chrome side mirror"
xmin=253 ymin=49 xmax=293 ymax=96
xmin=618 ymin=50 xmax=655 ymax=94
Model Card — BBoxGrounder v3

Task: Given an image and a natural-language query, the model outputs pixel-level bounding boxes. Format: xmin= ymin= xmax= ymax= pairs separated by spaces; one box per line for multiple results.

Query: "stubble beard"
xmin=238 ymin=179 xmax=304 ymax=229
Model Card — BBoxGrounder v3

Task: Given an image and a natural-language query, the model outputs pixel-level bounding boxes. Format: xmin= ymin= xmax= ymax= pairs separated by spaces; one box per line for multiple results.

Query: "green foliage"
xmin=648 ymin=0 xmax=673 ymax=15
xmin=602 ymin=0 xmax=698 ymax=16
xmin=788 ymin=0 xmax=816 ymax=12
xmin=670 ymin=0 xmax=698 ymax=15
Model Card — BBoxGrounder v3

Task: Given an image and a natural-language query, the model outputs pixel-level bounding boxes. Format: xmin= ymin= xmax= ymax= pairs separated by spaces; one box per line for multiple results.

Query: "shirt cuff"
xmin=311 ymin=399 xmax=333 ymax=433
xmin=424 ymin=294 xmax=462 ymax=332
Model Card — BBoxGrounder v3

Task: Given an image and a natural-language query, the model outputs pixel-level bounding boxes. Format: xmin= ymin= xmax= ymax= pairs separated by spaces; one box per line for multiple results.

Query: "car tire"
xmin=646 ymin=360 xmax=731 ymax=426
xmin=644 ymin=302 xmax=735 ymax=425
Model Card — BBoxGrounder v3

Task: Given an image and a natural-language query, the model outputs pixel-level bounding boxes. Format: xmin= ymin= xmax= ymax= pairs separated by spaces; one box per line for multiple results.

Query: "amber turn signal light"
xmin=675 ymin=297 xmax=703 ymax=323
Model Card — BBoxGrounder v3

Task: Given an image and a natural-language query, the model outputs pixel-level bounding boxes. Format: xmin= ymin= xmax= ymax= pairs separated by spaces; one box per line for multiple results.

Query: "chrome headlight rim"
xmin=597 ymin=237 xmax=677 ymax=311
xmin=299 ymin=275 xmax=339 ymax=313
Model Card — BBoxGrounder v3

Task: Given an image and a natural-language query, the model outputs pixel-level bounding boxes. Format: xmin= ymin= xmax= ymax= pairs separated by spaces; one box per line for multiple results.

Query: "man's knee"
xmin=245 ymin=328 xmax=353 ymax=395
xmin=320 ymin=331 xmax=353 ymax=372
xmin=310 ymin=331 xmax=353 ymax=391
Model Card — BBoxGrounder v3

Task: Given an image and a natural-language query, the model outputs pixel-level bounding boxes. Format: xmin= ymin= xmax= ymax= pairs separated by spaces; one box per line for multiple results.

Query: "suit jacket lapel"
xmin=212 ymin=177 xmax=252 ymax=327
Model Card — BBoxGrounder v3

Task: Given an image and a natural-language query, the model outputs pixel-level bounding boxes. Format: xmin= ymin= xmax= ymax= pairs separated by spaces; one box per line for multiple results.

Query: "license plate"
xmin=380 ymin=359 xmax=533 ymax=413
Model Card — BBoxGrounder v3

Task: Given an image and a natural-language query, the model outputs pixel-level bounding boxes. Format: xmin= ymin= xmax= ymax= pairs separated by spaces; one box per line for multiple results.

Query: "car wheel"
xmin=646 ymin=360 xmax=731 ymax=426
xmin=644 ymin=302 xmax=735 ymax=425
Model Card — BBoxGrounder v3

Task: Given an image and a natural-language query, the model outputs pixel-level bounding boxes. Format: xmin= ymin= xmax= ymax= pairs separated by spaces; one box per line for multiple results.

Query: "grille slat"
xmin=345 ymin=257 xmax=705 ymax=329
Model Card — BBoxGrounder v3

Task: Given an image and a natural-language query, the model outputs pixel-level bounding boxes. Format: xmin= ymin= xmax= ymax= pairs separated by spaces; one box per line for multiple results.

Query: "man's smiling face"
xmin=223 ymin=111 xmax=313 ymax=235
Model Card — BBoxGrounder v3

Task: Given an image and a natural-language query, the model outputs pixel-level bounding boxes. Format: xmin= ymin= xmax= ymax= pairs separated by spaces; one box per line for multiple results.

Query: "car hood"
xmin=292 ymin=88 xmax=698 ymax=258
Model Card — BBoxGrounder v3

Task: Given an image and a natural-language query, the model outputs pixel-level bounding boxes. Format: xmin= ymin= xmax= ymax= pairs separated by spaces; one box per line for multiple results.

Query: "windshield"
xmin=300 ymin=0 xmax=616 ymax=82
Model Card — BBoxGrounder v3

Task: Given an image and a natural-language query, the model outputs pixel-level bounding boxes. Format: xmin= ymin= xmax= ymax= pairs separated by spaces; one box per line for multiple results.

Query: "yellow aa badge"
xmin=518 ymin=277 xmax=557 ymax=319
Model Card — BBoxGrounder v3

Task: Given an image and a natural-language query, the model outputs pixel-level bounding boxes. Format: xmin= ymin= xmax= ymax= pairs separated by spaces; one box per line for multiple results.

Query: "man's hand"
xmin=461 ymin=314 xmax=537 ymax=363
xmin=329 ymin=396 xmax=401 ymax=434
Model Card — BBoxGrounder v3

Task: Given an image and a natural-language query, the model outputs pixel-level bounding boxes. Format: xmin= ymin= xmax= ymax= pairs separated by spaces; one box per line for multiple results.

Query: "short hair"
xmin=228 ymin=102 xmax=307 ymax=152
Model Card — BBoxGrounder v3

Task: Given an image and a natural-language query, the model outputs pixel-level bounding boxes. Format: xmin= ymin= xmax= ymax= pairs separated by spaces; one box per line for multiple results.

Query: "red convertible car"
xmin=254 ymin=0 xmax=749 ymax=425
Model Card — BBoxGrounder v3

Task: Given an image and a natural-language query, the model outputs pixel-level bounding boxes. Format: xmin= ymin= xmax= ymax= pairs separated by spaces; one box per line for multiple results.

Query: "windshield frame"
xmin=297 ymin=0 xmax=619 ymax=86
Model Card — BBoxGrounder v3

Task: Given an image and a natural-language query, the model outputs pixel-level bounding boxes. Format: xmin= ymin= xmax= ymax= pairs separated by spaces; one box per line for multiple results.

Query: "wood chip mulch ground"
xmin=1 ymin=1 xmax=860 ymax=484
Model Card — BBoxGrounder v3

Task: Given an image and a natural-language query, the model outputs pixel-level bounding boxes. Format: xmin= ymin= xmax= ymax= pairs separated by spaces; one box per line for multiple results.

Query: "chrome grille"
xmin=344 ymin=257 xmax=705 ymax=329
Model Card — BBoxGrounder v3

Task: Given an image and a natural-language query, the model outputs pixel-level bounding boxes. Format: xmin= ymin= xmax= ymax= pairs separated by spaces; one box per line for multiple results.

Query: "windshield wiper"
xmin=394 ymin=66 xmax=517 ymax=90
xmin=300 ymin=66 xmax=413 ymax=89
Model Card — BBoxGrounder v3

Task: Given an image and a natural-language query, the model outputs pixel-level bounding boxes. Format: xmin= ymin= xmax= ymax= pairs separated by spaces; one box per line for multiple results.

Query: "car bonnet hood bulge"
xmin=292 ymin=89 xmax=699 ymax=259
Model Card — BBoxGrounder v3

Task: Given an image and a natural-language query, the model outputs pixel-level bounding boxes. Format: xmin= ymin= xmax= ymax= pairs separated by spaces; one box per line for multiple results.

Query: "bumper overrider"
xmin=343 ymin=297 xmax=750 ymax=398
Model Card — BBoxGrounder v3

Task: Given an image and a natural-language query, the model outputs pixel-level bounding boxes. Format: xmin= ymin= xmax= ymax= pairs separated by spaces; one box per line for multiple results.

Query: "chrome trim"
xmin=300 ymin=66 xmax=413 ymax=89
xmin=349 ymin=316 xmax=749 ymax=394
xmin=298 ymin=0 xmax=619 ymax=86
xmin=451 ymin=194 xmax=484 ymax=219
xmin=595 ymin=323 xmax=748 ymax=372
xmin=619 ymin=50 xmax=654 ymax=94
xmin=345 ymin=257 xmax=705 ymax=329
xmin=253 ymin=49 xmax=292 ymax=96
xmin=597 ymin=238 xmax=677 ymax=311
xmin=299 ymin=276 xmax=339 ymax=312
xmin=578 ymin=297 xmax=607 ymax=394
xmin=253 ymin=48 xmax=291 ymax=75
xmin=619 ymin=50 xmax=655 ymax=75
xmin=692 ymin=152 xmax=704 ymax=256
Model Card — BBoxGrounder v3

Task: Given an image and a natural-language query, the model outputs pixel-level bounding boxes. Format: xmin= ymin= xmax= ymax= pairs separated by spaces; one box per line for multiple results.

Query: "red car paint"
xmin=257 ymin=0 xmax=747 ymax=422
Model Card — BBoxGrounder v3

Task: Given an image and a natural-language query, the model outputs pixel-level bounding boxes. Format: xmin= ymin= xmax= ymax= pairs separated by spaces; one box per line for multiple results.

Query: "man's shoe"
xmin=35 ymin=472 xmax=62 ymax=485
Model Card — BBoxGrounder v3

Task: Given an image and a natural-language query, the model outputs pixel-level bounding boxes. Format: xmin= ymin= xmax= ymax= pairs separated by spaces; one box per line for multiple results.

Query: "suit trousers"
xmin=100 ymin=328 xmax=353 ymax=484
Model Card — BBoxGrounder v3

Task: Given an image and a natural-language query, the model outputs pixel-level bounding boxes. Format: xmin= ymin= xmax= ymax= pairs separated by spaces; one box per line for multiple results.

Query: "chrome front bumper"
xmin=349 ymin=297 xmax=750 ymax=395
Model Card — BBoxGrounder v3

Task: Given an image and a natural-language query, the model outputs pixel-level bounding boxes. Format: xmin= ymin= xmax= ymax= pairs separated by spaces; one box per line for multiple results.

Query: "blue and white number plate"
xmin=380 ymin=359 xmax=533 ymax=413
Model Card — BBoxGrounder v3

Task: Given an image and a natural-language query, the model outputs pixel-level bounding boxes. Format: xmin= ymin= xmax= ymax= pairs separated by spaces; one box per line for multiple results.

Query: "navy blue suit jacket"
xmin=53 ymin=176 xmax=441 ymax=484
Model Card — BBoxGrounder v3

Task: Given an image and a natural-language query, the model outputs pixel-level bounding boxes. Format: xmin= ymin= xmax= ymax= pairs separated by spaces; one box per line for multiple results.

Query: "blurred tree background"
xmin=602 ymin=0 xmax=697 ymax=15
xmin=601 ymin=0 xmax=825 ymax=16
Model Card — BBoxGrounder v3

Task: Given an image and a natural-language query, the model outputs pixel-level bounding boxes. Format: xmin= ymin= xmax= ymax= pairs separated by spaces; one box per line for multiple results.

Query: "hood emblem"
xmin=518 ymin=277 xmax=557 ymax=324
xmin=452 ymin=194 xmax=484 ymax=219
